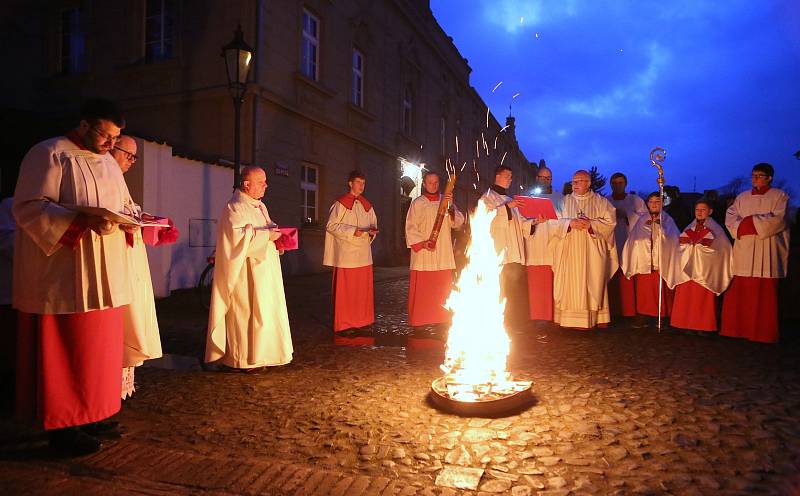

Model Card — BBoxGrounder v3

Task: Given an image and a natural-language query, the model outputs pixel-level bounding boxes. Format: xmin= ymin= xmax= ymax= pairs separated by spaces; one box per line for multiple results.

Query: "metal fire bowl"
xmin=428 ymin=376 xmax=534 ymax=418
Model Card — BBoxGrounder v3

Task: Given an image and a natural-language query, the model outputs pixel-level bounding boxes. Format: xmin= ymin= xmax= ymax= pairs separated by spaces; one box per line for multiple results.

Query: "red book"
xmin=514 ymin=196 xmax=558 ymax=220
xmin=275 ymin=227 xmax=299 ymax=251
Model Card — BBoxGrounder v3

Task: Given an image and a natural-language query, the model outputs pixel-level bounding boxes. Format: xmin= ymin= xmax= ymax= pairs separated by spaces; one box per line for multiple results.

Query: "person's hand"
xmin=532 ymin=214 xmax=547 ymax=225
xmin=570 ymin=218 xmax=590 ymax=230
xmin=424 ymin=240 xmax=436 ymax=251
xmin=86 ymin=215 xmax=117 ymax=236
xmin=443 ymin=192 xmax=453 ymax=203
xmin=354 ymin=228 xmax=364 ymax=237
xmin=507 ymin=198 xmax=523 ymax=209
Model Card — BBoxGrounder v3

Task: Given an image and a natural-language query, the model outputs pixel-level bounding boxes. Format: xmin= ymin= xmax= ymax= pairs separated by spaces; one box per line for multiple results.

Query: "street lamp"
xmin=222 ymin=24 xmax=254 ymax=189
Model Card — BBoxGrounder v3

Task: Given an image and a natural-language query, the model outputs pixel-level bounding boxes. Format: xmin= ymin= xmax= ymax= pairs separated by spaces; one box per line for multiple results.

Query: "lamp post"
xmin=222 ymin=25 xmax=254 ymax=190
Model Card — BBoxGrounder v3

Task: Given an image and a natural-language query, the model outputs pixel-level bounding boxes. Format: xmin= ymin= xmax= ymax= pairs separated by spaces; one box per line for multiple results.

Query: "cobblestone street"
xmin=2 ymin=267 xmax=799 ymax=495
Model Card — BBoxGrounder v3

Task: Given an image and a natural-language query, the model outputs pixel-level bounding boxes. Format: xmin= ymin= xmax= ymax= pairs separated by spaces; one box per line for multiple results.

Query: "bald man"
xmin=205 ymin=166 xmax=293 ymax=370
xmin=550 ymin=170 xmax=618 ymax=329
xmin=110 ymin=136 xmax=162 ymax=399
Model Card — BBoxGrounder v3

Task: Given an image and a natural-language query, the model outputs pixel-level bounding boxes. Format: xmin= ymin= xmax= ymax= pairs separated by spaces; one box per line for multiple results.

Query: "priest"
xmin=671 ymin=199 xmax=733 ymax=333
xmin=13 ymin=99 xmax=132 ymax=455
xmin=621 ymin=192 xmax=681 ymax=324
xmin=551 ymin=170 xmax=617 ymax=329
xmin=110 ymin=136 xmax=163 ymax=398
xmin=405 ymin=171 xmax=464 ymax=337
xmin=323 ymin=170 xmax=378 ymax=345
xmin=523 ymin=165 xmax=562 ymax=323
xmin=606 ymin=172 xmax=647 ymax=319
xmin=721 ymin=163 xmax=790 ymax=343
xmin=482 ymin=165 xmax=529 ymax=332
xmin=205 ymin=166 xmax=293 ymax=370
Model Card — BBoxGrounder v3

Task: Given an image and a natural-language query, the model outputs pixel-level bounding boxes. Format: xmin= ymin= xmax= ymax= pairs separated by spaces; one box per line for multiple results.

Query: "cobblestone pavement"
xmin=2 ymin=267 xmax=800 ymax=495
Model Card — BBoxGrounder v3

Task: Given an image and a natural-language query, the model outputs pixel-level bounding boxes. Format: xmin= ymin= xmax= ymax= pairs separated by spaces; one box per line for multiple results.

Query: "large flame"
xmin=440 ymin=195 xmax=520 ymax=402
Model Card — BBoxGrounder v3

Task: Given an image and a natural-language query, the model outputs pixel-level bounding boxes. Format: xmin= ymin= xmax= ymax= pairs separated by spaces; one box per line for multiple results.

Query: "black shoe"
xmin=48 ymin=427 xmax=102 ymax=456
xmin=82 ymin=420 xmax=122 ymax=438
xmin=630 ymin=316 xmax=649 ymax=328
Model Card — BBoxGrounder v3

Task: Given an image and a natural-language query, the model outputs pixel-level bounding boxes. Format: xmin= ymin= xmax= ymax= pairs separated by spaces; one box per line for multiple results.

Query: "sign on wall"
xmin=275 ymin=161 xmax=290 ymax=177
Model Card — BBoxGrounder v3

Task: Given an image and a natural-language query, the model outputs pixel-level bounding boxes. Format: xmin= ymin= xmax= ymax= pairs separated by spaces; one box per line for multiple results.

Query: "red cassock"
xmin=634 ymin=270 xmax=674 ymax=317
xmin=16 ymin=309 xmax=123 ymax=430
xmin=671 ymin=280 xmax=717 ymax=331
xmin=408 ymin=269 xmax=453 ymax=326
xmin=332 ymin=265 xmax=374 ymax=331
xmin=720 ymin=276 xmax=779 ymax=343
xmin=526 ymin=265 xmax=554 ymax=321
xmin=608 ymin=268 xmax=636 ymax=317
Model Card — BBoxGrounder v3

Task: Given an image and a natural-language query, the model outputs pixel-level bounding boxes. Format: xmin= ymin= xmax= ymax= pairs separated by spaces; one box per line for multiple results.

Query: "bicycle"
xmin=197 ymin=253 xmax=215 ymax=310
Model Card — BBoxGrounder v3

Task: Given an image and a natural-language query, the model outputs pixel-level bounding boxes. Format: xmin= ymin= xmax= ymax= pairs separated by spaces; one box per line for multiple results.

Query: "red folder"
xmin=274 ymin=227 xmax=299 ymax=251
xmin=514 ymin=196 xmax=558 ymax=220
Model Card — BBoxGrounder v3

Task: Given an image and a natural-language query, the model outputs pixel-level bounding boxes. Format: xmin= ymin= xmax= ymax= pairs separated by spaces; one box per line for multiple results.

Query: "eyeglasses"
xmin=91 ymin=126 xmax=121 ymax=144
xmin=751 ymin=173 xmax=768 ymax=179
xmin=536 ymin=175 xmax=552 ymax=180
xmin=114 ymin=146 xmax=137 ymax=163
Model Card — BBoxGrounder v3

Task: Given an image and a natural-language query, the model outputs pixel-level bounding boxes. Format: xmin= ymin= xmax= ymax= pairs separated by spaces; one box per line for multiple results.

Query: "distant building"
xmin=0 ymin=0 xmax=533 ymax=291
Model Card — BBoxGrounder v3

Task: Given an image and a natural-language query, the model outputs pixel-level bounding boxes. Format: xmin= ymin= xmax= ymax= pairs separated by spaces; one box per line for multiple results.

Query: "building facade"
xmin=1 ymin=0 xmax=533 ymax=281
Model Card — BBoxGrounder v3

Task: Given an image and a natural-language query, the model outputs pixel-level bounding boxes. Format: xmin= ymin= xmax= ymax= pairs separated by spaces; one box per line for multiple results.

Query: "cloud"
xmin=480 ymin=0 xmax=580 ymax=34
xmin=564 ymin=43 xmax=671 ymax=118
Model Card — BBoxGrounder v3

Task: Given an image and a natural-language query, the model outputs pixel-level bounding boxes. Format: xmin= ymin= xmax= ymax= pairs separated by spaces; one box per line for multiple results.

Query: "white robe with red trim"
xmin=405 ymin=194 xmax=464 ymax=271
xmin=323 ymin=198 xmax=377 ymax=268
xmin=675 ymin=218 xmax=733 ymax=294
xmin=12 ymin=136 xmax=131 ymax=314
xmin=725 ymin=188 xmax=790 ymax=279
xmin=621 ymin=211 xmax=682 ymax=289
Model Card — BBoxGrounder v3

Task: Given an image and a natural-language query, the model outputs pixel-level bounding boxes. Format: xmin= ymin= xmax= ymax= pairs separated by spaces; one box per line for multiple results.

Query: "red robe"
xmin=671 ymin=281 xmax=717 ymax=331
xmin=526 ymin=265 xmax=554 ymax=321
xmin=408 ymin=269 xmax=453 ymax=326
xmin=634 ymin=270 xmax=674 ymax=317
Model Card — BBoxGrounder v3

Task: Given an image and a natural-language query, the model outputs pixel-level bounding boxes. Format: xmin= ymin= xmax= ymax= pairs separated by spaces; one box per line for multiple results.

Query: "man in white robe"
xmin=606 ymin=172 xmax=647 ymax=319
xmin=205 ymin=166 xmax=293 ymax=370
xmin=721 ymin=163 xmax=790 ymax=343
xmin=550 ymin=170 xmax=617 ymax=329
xmin=323 ymin=170 xmax=378 ymax=345
xmin=523 ymin=165 xmax=562 ymax=323
xmin=110 ymin=136 xmax=162 ymax=397
xmin=481 ymin=165 xmax=529 ymax=332
xmin=405 ymin=171 xmax=464 ymax=338
xmin=13 ymin=99 xmax=132 ymax=455
xmin=671 ymin=199 xmax=733 ymax=333
xmin=621 ymin=192 xmax=682 ymax=326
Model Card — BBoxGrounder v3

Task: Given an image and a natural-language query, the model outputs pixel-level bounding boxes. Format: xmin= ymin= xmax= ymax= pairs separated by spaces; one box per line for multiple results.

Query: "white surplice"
xmin=725 ymin=188 xmax=790 ymax=279
xmin=675 ymin=218 xmax=733 ymax=294
xmin=523 ymin=192 xmax=563 ymax=267
xmin=621 ymin=211 xmax=682 ymax=289
xmin=205 ymin=190 xmax=293 ymax=368
xmin=482 ymin=188 xmax=526 ymax=265
xmin=12 ymin=137 xmax=131 ymax=314
xmin=323 ymin=198 xmax=378 ymax=268
xmin=550 ymin=190 xmax=618 ymax=328
xmin=405 ymin=195 xmax=464 ymax=271
xmin=607 ymin=193 xmax=647 ymax=258
xmin=120 ymin=195 xmax=162 ymax=368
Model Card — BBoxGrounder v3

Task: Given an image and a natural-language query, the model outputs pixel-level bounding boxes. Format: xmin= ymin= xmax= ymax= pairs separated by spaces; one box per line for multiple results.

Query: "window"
xmin=440 ymin=116 xmax=446 ymax=156
xmin=145 ymin=0 xmax=175 ymax=62
xmin=402 ymin=87 xmax=413 ymax=135
xmin=301 ymin=164 xmax=319 ymax=224
xmin=301 ymin=9 xmax=319 ymax=80
xmin=352 ymin=48 xmax=364 ymax=107
xmin=60 ymin=8 xmax=86 ymax=74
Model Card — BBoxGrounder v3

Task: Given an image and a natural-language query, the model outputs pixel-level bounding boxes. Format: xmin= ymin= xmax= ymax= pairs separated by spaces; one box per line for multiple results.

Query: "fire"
xmin=440 ymin=195 xmax=530 ymax=402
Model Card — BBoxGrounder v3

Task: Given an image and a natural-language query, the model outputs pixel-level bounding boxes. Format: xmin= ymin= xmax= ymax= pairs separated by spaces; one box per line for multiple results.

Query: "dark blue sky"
xmin=431 ymin=0 xmax=800 ymax=197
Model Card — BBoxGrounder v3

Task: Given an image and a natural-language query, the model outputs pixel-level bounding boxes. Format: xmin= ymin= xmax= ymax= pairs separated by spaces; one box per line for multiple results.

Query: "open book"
xmin=63 ymin=205 xmax=171 ymax=227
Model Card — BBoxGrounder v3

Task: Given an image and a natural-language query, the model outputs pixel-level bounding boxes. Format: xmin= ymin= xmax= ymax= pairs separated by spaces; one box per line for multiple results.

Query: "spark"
xmin=520 ymin=16 xmax=524 ymax=24
xmin=485 ymin=107 xmax=490 ymax=128
xmin=535 ymin=32 xmax=540 ymax=39
xmin=499 ymin=125 xmax=510 ymax=133
xmin=475 ymin=139 xmax=480 ymax=158
xmin=500 ymin=151 xmax=508 ymax=165
xmin=460 ymin=161 xmax=467 ymax=172
xmin=473 ymin=183 xmax=477 ymax=190
xmin=519 ymin=185 xmax=523 ymax=190
xmin=512 ymin=93 xmax=520 ymax=99
xmin=493 ymin=136 xmax=498 ymax=150
xmin=491 ymin=81 xmax=503 ymax=93
xmin=455 ymin=135 xmax=459 ymax=154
